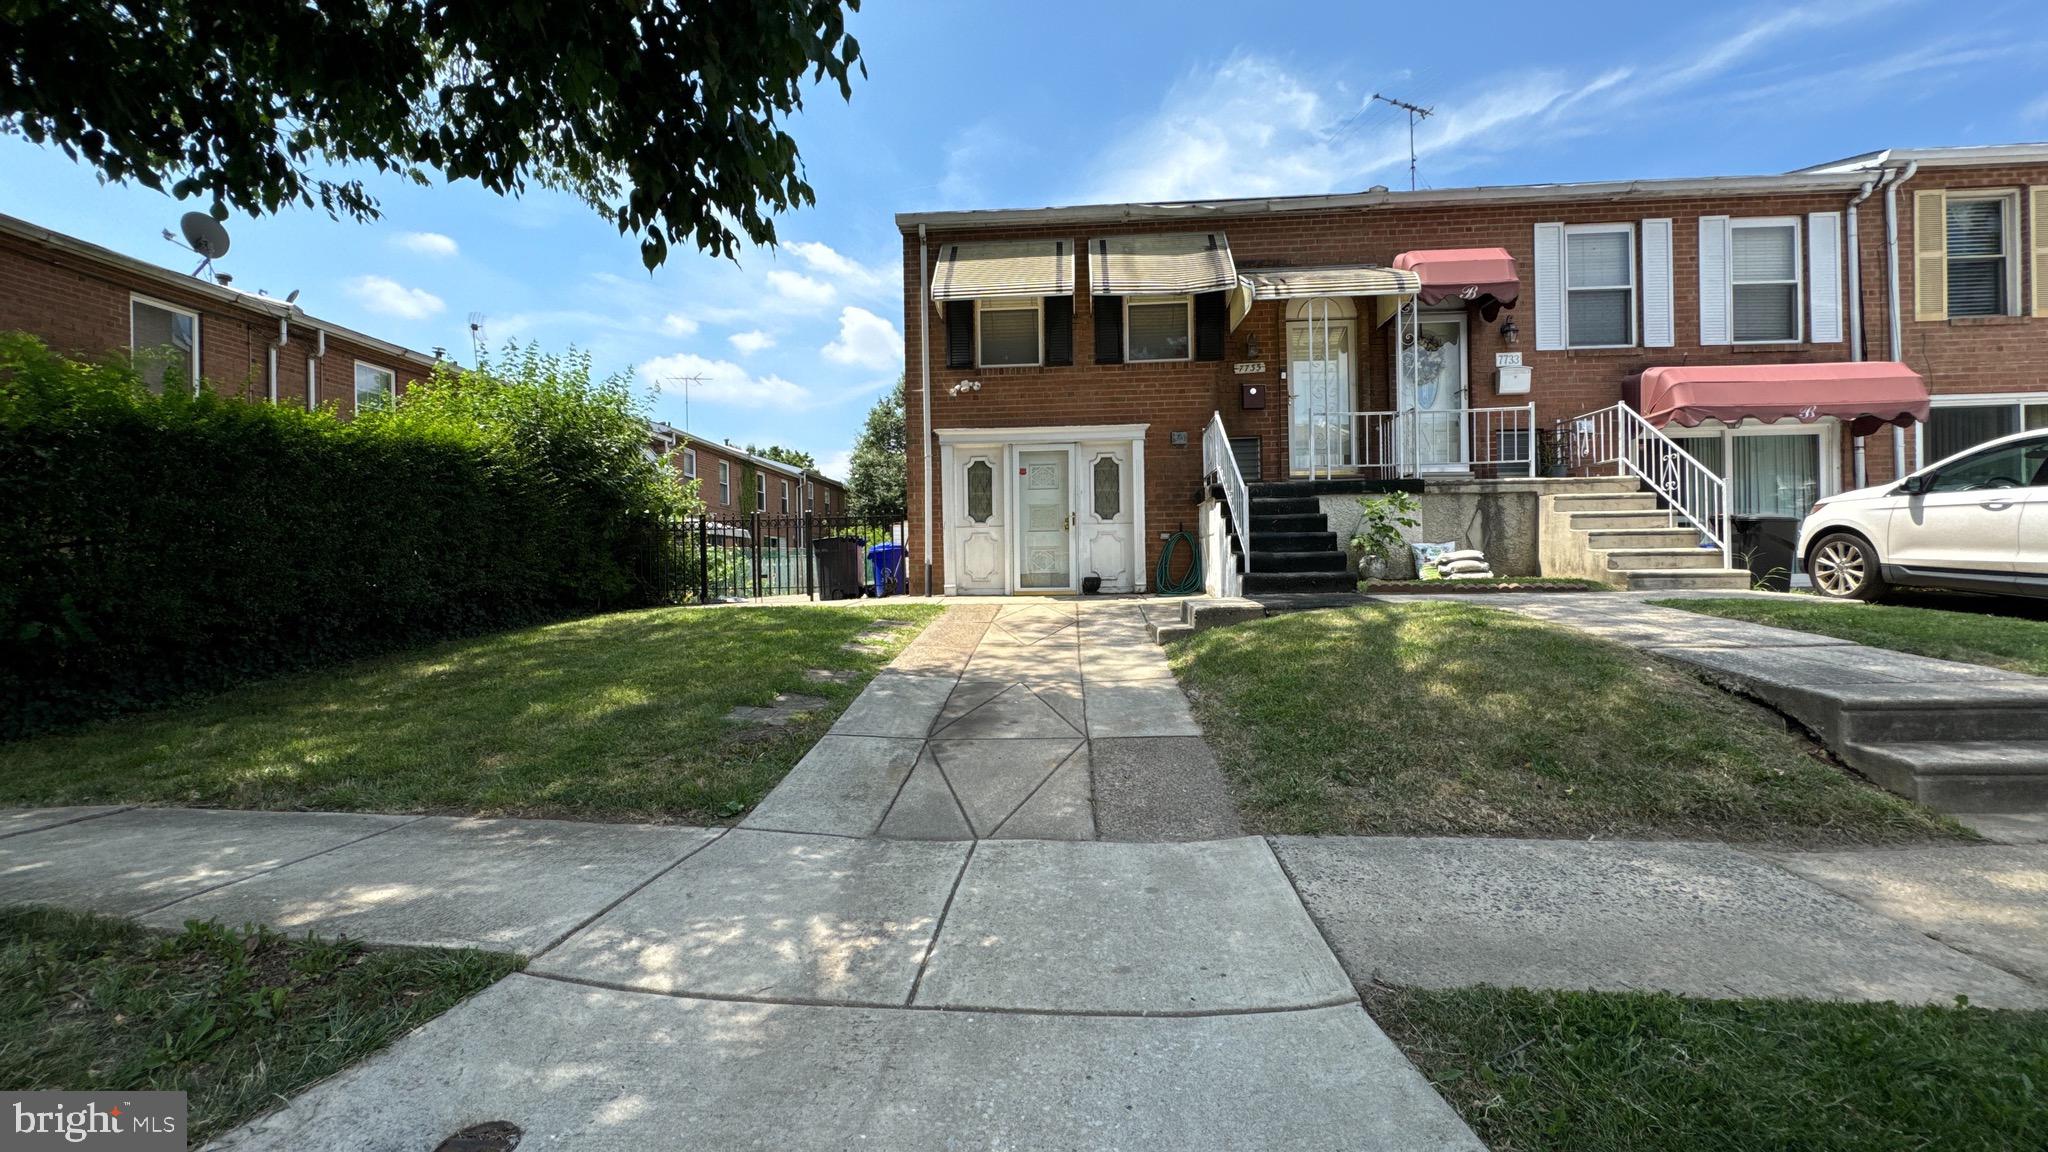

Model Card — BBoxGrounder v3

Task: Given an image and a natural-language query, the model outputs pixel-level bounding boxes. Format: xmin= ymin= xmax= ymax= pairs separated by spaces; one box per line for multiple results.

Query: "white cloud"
xmin=345 ymin=275 xmax=445 ymax=320
xmin=821 ymin=307 xmax=904 ymax=372
xmin=818 ymin=448 xmax=853 ymax=482
xmin=729 ymin=329 xmax=776 ymax=355
xmin=661 ymin=312 xmax=699 ymax=336
xmin=637 ymin=352 xmax=811 ymax=410
xmin=393 ymin=231 xmax=459 ymax=258
xmin=765 ymin=270 xmax=836 ymax=307
xmin=787 ymin=241 xmax=887 ymax=290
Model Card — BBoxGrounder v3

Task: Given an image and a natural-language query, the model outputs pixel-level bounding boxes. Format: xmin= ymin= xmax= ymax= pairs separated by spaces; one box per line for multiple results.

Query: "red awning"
xmin=1627 ymin=362 xmax=1931 ymax=437
xmin=1392 ymin=247 xmax=1520 ymax=308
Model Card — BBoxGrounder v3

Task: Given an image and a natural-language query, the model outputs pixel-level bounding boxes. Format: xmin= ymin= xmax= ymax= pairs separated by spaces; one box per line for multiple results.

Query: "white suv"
xmin=1798 ymin=428 xmax=2048 ymax=600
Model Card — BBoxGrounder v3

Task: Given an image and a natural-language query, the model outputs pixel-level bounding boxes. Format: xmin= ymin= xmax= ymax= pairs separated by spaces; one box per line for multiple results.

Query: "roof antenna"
xmin=1371 ymin=94 xmax=1435 ymax=191
xmin=467 ymin=312 xmax=488 ymax=362
xmin=163 ymin=211 xmax=232 ymax=280
xmin=661 ymin=374 xmax=706 ymax=432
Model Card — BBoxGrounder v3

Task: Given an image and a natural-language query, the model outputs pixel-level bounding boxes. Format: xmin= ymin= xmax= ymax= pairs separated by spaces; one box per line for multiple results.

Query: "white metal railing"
xmin=1304 ymin=403 xmax=1538 ymax=479
xmin=1560 ymin=402 xmax=1732 ymax=567
xmin=1203 ymin=410 xmax=1251 ymax=571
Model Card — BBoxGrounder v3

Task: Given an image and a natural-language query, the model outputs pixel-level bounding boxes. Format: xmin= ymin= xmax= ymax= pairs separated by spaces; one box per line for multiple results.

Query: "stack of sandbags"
xmin=1433 ymin=549 xmax=1495 ymax=580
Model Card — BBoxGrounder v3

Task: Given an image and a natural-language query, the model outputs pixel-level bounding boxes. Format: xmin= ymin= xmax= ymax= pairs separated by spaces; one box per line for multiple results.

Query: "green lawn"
xmin=1168 ymin=602 xmax=1962 ymax=845
xmin=0 ymin=603 xmax=940 ymax=822
xmin=0 ymin=908 xmax=518 ymax=1146
xmin=1652 ymin=595 xmax=2048 ymax=678
xmin=1365 ymin=983 xmax=2047 ymax=1152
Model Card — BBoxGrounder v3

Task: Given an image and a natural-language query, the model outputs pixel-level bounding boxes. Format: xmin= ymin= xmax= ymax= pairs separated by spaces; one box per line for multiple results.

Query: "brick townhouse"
xmin=647 ymin=422 xmax=851 ymax=519
xmin=896 ymin=143 xmax=2048 ymax=596
xmin=1 ymin=212 xmax=441 ymax=412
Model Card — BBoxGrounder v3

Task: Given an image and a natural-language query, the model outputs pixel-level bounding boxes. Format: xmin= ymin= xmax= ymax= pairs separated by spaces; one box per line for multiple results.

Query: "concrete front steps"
xmin=1148 ymin=598 xmax=1266 ymax=645
xmin=1544 ymin=490 xmax=1750 ymax=591
xmin=1243 ymin=485 xmax=1355 ymax=595
xmin=1827 ymin=689 xmax=2048 ymax=812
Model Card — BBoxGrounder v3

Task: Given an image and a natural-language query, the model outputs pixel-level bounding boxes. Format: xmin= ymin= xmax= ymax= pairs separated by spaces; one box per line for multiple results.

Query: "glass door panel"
xmin=1398 ymin=316 xmax=1468 ymax=470
xmin=1288 ymin=320 xmax=1353 ymax=473
xmin=1017 ymin=449 xmax=1072 ymax=590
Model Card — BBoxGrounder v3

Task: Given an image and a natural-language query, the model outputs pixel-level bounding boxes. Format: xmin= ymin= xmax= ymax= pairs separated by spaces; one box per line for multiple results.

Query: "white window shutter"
xmin=1533 ymin=222 xmax=1564 ymax=350
xmin=1807 ymin=211 xmax=1844 ymax=343
xmin=1913 ymin=190 xmax=1947 ymax=321
xmin=1698 ymin=216 xmax=1730 ymax=346
xmin=1640 ymin=218 xmax=1674 ymax=347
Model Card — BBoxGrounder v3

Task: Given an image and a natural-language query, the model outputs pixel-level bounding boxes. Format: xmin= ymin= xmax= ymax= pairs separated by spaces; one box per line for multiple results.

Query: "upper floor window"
xmin=1563 ymin=225 xmax=1633 ymax=348
xmin=755 ymin=472 xmax=767 ymax=512
xmin=977 ymin=299 xmax=1041 ymax=367
xmin=718 ymin=461 xmax=731 ymax=505
xmin=682 ymin=448 xmax=697 ymax=478
xmin=354 ymin=361 xmax=396 ymax=413
xmin=1126 ymin=295 xmax=1192 ymax=361
xmin=1730 ymin=219 xmax=1801 ymax=343
xmin=1947 ymin=194 xmax=2014 ymax=317
xmin=130 ymin=295 xmax=198 ymax=394
xmin=779 ymin=479 xmax=791 ymax=514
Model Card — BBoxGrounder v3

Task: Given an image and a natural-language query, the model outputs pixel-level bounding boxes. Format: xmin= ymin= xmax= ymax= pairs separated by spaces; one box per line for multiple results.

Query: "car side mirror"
xmin=1896 ymin=474 xmax=1930 ymax=496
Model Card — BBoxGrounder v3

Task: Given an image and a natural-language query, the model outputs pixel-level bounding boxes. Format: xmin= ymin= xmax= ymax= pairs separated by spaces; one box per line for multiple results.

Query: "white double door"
xmin=950 ymin=439 xmax=1136 ymax=594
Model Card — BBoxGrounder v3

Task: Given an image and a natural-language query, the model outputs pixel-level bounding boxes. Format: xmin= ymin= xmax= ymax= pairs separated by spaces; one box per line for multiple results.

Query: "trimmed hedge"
xmin=0 ymin=335 xmax=692 ymax=736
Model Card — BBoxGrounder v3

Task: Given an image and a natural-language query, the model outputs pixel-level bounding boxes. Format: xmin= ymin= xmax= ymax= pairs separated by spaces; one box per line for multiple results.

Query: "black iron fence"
xmin=642 ymin=513 xmax=909 ymax=603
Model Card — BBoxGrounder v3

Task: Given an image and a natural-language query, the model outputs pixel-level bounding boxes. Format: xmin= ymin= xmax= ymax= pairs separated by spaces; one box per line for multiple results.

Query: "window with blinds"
xmin=977 ymin=300 xmax=1041 ymax=367
xmin=1126 ymin=296 xmax=1192 ymax=361
xmin=1945 ymin=196 xmax=2011 ymax=317
xmin=1729 ymin=221 xmax=1800 ymax=342
xmin=1563 ymin=226 xmax=1633 ymax=347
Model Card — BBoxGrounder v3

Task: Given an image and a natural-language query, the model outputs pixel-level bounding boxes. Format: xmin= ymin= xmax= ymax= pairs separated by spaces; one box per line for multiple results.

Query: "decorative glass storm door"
xmin=1289 ymin=307 xmax=1354 ymax=475
xmin=1398 ymin=314 xmax=1469 ymax=472
xmin=1016 ymin=449 xmax=1074 ymax=591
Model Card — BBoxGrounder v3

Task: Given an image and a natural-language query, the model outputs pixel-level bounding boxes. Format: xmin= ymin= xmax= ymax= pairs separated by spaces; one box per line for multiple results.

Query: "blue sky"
xmin=3 ymin=0 xmax=2044 ymax=478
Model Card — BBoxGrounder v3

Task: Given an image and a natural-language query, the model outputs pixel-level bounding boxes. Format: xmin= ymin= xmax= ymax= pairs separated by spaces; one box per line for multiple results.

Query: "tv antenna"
xmin=162 ymin=212 xmax=233 ymax=282
xmin=1371 ymin=94 xmax=1435 ymax=191
xmin=662 ymin=374 xmax=707 ymax=431
xmin=467 ymin=313 xmax=488 ymax=362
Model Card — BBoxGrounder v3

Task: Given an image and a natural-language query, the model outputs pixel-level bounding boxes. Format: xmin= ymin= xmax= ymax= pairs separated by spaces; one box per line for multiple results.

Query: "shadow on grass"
xmin=0 ymin=604 xmax=941 ymax=823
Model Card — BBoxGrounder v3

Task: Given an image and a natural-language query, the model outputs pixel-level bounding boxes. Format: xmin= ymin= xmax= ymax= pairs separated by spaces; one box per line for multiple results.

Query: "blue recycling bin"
xmin=867 ymin=542 xmax=907 ymax=597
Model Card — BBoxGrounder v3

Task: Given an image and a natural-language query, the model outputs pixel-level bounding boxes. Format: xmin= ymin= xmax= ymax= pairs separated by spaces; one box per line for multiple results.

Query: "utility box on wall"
xmin=1241 ymin=383 xmax=1267 ymax=410
xmin=1494 ymin=365 xmax=1532 ymax=396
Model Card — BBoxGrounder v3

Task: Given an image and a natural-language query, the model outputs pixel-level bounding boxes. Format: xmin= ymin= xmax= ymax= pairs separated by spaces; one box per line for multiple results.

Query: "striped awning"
xmin=1228 ymin=265 xmax=1420 ymax=329
xmin=1088 ymin=232 xmax=1236 ymax=295
xmin=930 ymin=239 xmax=1074 ymax=304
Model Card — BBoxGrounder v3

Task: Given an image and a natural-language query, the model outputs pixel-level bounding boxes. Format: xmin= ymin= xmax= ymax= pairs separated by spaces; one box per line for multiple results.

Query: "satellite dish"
xmin=180 ymin=212 xmax=231 ymax=259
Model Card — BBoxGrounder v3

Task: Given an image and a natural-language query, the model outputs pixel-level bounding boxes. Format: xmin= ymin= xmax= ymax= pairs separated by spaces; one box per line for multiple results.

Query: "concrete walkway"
xmin=743 ymin=601 xmax=1242 ymax=842
xmin=4 ymin=805 xmax=2046 ymax=1149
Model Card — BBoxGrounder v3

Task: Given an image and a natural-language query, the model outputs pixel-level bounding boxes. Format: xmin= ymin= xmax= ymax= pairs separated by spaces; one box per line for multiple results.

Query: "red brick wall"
xmin=656 ymin=437 xmax=847 ymax=516
xmin=0 ymin=233 xmax=429 ymax=418
xmin=901 ymin=164 xmax=2048 ymax=591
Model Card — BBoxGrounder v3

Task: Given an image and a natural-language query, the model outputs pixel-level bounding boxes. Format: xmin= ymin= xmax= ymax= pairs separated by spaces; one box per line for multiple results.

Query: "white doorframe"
xmin=1398 ymin=310 xmax=1470 ymax=472
xmin=1286 ymin=303 xmax=1357 ymax=476
xmin=1009 ymin=443 xmax=1079 ymax=594
xmin=936 ymin=424 xmax=1148 ymax=596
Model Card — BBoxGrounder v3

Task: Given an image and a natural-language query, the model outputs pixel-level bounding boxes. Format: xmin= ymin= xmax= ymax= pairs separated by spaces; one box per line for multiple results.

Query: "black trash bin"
xmin=811 ymin=536 xmax=864 ymax=601
xmin=1731 ymin=516 xmax=1799 ymax=591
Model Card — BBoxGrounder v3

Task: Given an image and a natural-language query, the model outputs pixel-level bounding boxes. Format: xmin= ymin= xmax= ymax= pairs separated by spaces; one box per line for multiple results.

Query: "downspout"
xmin=268 ymin=317 xmax=287 ymax=404
xmin=308 ymin=328 xmax=328 ymax=412
xmin=917 ymin=223 xmax=934 ymax=596
xmin=1883 ymin=160 xmax=1920 ymax=478
xmin=1845 ymin=174 xmax=1880 ymax=487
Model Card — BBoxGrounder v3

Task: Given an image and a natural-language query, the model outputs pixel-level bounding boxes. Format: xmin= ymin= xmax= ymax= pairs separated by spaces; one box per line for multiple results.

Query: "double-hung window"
xmin=1729 ymin=219 xmax=1801 ymax=343
xmin=1562 ymin=225 xmax=1634 ymax=348
xmin=756 ymin=473 xmax=767 ymax=512
xmin=683 ymin=448 xmax=698 ymax=479
xmin=354 ymin=362 xmax=396 ymax=413
xmin=1946 ymin=194 xmax=2016 ymax=317
xmin=130 ymin=295 xmax=198 ymax=393
xmin=718 ymin=461 xmax=731 ymax=505
xmin=1125 ymin=295 xmax=1192 ymax=362
xmin=779 ymin=479 xmax=790 ymax=514
xmin=977 ymin=299 xmax=1041 ymax=367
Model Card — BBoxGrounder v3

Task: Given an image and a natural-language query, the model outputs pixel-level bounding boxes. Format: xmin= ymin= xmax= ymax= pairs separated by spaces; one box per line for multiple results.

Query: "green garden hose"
xmin=1155 ymin=529 xmax=1204 ymax=595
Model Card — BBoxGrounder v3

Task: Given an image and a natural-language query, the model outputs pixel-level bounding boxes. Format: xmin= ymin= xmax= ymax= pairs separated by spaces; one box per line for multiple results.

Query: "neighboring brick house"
xmin=898 ymin=143 xmax=2048 ymax=595
xmin=1 ymin=212 xmax=440 ymax=412
xmin=646 ymin=422 xmax=851 ymax=518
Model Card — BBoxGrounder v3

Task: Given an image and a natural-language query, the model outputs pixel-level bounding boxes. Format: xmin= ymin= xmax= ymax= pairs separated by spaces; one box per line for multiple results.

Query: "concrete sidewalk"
xmin=743 ymin=602 xmax=1243 ymax=842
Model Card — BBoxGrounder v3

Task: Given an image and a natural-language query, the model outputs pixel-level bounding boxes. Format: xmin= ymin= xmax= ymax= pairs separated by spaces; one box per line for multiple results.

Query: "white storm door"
xmin=1398 ymin=314 xmax=1469 ymax=471
xmin=1079 ymin=444 xmax=1135 ymax=592
xmin=1288 ymin=319 xmax=1355 ymax=474
xmin=953 ymin=452 xmax=1006 ymax=593
xmin=1015 ymin=448 xmax=1076 ymax=591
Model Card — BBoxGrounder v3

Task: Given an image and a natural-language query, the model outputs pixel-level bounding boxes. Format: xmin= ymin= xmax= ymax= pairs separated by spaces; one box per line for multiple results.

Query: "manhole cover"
xmin=434 ymin=1121 xmax=521 ymax=1151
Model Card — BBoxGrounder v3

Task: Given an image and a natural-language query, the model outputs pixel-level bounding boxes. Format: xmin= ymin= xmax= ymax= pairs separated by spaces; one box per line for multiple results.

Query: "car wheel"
xmin=1809 ymin=532 xmax=1886 ymax=601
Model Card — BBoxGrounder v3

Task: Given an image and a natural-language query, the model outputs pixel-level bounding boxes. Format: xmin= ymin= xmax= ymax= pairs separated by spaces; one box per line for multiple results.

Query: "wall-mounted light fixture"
xmin=1242 ymin=333 xmax=1261 ymax=360
xmin=947 ymin=379 xmax=982 ymax=398
xmin=1498 ymin=318 xmax=1520 ymax=346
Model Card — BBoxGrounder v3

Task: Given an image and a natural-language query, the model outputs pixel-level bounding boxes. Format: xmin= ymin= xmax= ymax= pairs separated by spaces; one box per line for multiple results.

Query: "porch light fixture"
xmin=1499 ymin=318 xmax=1519 ymax=345
xmin=1242 ymin=333 xmax=1261 ymax=359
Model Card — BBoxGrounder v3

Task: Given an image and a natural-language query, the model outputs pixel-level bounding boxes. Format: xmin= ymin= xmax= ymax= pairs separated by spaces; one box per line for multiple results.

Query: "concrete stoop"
xmin=1147 ymin=597 xmax=1266 ymax=645
xmin=1541 ymin=489 xmax=1751 ymax=591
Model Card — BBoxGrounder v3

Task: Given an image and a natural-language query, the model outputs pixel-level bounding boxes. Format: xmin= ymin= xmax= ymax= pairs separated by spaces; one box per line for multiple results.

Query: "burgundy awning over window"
xmin=1392 ymin=247 xmax=1520 ymax=309
xmin=1627 ymin=362 xmax=1931 ymax=436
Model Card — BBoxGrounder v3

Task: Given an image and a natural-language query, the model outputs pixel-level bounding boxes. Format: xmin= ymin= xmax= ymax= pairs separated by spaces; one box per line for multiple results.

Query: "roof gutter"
xmin=1883 ymin=159 xmax=1922 ymax=476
